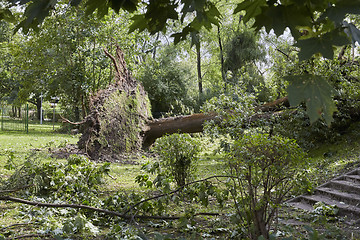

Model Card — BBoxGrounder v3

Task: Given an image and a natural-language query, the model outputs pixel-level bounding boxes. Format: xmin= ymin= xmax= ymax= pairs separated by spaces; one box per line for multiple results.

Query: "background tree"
xmin=137 ymin=45 xmax=197 ymax=117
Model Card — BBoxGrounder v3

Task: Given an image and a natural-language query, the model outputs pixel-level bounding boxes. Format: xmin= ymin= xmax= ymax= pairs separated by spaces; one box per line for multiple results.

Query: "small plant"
xmin=312 ymin=202 xmax=339 ymax=222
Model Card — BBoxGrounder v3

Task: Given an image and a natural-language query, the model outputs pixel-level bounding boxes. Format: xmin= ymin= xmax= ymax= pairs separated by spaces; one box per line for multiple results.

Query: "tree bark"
xmin=142 ymin=112 xmax=219 ymax=148
xmin=217 ymin=26 xmax=227 ymax=91
xmin=196 ymin=39 xmax=203 ymax=95
xmin=141 ymin=97 xmax=290 ymax=148
xmin=28 ymin=97 xmax=42 ymax=121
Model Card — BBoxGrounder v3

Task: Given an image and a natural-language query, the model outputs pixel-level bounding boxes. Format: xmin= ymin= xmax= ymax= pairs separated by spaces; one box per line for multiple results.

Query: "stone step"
xmin=286 ymin=201 xmax=314 ymax=212
xmin=286 ymin=168 xmax=360 ymax=225
xmin=300 ymin=194 xmax=360 ymax=218
xmin=324 ymin=180 xmax=360 ymax=195
xmin=315 ymin=187 xmax=360 ymax=207
xmin=344 ymin=174 xmax=360 ymax=184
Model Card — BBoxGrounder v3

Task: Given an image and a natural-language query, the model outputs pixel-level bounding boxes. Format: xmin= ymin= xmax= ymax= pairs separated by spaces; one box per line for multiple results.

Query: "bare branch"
xmin=8 ymin=234 xmax=52 ymax=239
xmin=60 ymin=115 xmax=86 ymax=125
xmin=0 ymin=185 xmax=34 ymax=194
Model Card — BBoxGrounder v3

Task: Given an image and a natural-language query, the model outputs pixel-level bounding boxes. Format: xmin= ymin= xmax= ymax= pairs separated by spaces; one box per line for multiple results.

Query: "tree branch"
xmin=0 ymin=195 xmax=219 ymax=221
xmin=8 ymin=234 xmax=52 ymax=239
xmin=0 ymin=185 xmax=34 ymax=194
xmin=60 ymin=115 xmax=86 ymax=125
xmin=125 ymin=175 xmax=237 ymax=214
xmin=104 ymin=47 xmax=122 ymax=85
xmin=0 ymin=223 xmax=37 ymax=232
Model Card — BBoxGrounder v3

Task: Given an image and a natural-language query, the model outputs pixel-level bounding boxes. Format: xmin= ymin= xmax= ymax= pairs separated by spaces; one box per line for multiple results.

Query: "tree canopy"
xmin=2 ymin=0 xmax=360 ymax=124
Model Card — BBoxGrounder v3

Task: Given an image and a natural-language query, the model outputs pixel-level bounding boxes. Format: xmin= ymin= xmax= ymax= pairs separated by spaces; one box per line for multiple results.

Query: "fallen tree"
xmin=75 ymin=45 xmax=289 ymax=159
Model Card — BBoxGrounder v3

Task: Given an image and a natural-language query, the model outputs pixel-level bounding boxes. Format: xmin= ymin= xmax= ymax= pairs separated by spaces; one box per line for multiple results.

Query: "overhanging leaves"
xmin=295 ymin=29 xmax=350 ymax=61
xmin=0 ymin=8 xmax=16 ymax=23
xmin=262 ymin=5 xmax=312 ymax=38
xmin=129 ymin=0 xmax=178 ymax=34
xmin=321 ymin=0 xmax=360 ymax=24
xmin=234 ymin=0 xmax=267 ymax=23
xmin=285 ymin=74 xmax=337 ymax=125
xmin=343 ymin=21 xmax=360 ymax=47
xmin=13 ymin=0 xmax=57 ymax=33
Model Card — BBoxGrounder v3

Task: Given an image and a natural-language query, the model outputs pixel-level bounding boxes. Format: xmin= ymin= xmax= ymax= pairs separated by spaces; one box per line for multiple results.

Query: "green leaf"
xmin=343 ymin=21 xmax=360 ymax=47
xmin=128 ymin=14 xmax=148 ymax=33
xmin=321 ymin=0 xmax=360 ymax=24
xmin=262 ymin=5 xmax=312 ymax=38
xmin=295 ymin=29 xmax=350 ymax=61
xmin=171 ymin=25 xmax=194 ymax=44
xmin=85 ymin=0 xmax=106 ymax=16
xmin=0 ymin=9 xmax=16 ymax=23
xmin=234 ymin=0 xmax=267 ymax=23
xmin=70 ymin=0 xmax=82 ymax=6
xmin=110 ymin=0 xmax=139 ymax=13
xmin=74 ymin=215 xmax=86 ymax=231
xmin=285 ymin=74 xmax=337 ymax=125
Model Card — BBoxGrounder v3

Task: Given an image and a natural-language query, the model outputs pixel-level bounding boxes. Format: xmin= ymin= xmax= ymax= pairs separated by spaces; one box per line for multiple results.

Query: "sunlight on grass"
xmin=0 ymin=125 xmax=79 ymax=178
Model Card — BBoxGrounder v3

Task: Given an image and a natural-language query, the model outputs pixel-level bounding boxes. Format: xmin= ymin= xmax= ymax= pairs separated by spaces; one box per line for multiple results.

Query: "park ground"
xmin=1 ymin=122 xmax=360 ymax=239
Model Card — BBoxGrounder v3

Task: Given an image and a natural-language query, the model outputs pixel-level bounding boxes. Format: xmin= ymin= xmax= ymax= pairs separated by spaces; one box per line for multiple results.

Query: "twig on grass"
xmin=0 ymin=185 xmax=34 ymax=194
xmin=8 ymin=233 xmax=52 ymax=240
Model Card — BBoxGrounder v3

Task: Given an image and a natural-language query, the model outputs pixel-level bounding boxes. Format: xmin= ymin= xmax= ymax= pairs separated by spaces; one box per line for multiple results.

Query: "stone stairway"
xmin=286 ymin=168 xmax=360 ymax=225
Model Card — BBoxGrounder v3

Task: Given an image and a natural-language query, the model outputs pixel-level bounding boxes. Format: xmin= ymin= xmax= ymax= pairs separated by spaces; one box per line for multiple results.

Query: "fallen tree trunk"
xmin=142 ymin=112 xmax=219 ymax=148
xmin=75 ymin=45 xmax=290 ymax=159
xmin=142 ymin=97 xmax=290 ymax=147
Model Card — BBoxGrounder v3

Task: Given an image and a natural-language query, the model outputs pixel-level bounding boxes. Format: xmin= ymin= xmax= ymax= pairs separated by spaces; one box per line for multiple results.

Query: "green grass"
xmin=305 ymin=121 xmax=360 ymax=186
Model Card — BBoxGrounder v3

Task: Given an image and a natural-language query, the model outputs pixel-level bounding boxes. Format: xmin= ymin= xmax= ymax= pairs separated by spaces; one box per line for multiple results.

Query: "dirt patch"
xmin=50 ymin=144 xmax=87 ymax=159
xmin=50 ymin=143 xmax=153 ymax=165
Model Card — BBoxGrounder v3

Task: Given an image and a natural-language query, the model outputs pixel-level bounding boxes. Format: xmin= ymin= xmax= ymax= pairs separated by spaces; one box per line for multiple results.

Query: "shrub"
xmin=226 ymin=133 xmax=307 ymax=239
xmin=148 ymin=133 xmax=201 ymax=188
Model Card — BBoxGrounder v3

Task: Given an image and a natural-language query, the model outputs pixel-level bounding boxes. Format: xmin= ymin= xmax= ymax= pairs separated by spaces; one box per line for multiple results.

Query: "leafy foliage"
xmin=224 ymin=29 xmax=265 ymax=73
xmin=3 ymin=0 xmax=360 ymax=124
xmin=226 ymin=132 xmax=307 ymax=239
xmin=202 ymin=87 xmax=256 ymax=140
xmin=137 ymin=46 xmax=197 ymax=116
xmin=138 ymin=133 xmax=201 ymax=188
xmin=286 ymin=74 xmax=337 ymax=125
xmin=2 ymin=153 xmax=110 ymax=202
